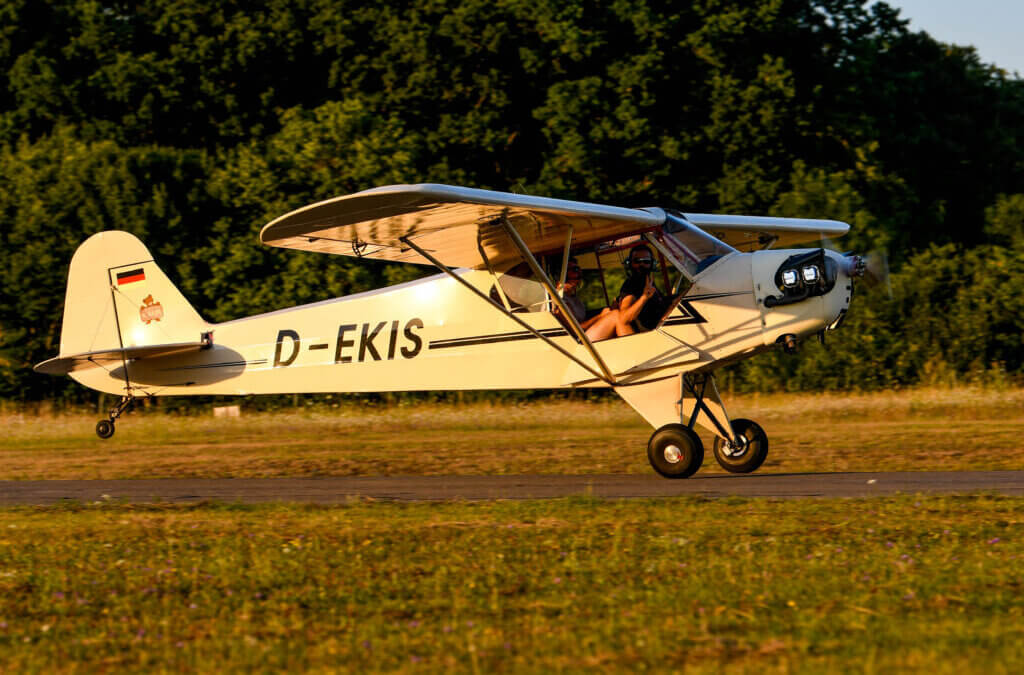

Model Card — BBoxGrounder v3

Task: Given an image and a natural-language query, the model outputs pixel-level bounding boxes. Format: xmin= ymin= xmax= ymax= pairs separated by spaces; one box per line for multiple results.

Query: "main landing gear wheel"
xmin=647 ymin=424 xmax=704 ymax=479
xmin=95 ymin=419 xmax=115 ymax=439
xmin=713 ymin=418 xmax=768 ymax=474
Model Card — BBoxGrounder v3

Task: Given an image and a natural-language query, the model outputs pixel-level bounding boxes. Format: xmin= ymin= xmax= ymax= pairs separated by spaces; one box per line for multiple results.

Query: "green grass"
xmin=2 ymin=387 xmax=1024 ymax=478
xmin=1 ymin=497 xmax=1022 ymax=672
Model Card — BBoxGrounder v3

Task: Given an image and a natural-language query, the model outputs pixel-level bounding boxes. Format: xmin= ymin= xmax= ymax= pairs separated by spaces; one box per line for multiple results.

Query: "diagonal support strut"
xmin=497 ymin=215 xmax=616 ymax=384
xmin=399 ymin=235 xmax=614 ymax=386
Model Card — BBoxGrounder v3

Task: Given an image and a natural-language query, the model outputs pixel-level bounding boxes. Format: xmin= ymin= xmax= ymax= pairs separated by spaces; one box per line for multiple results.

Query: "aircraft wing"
xmin=34 ymin=342 xmax=206 ymax=375
xmin=260 ymin=184 xmax=664 ymax=269
xmin=683 ymin=213 xmax=849 ymax=251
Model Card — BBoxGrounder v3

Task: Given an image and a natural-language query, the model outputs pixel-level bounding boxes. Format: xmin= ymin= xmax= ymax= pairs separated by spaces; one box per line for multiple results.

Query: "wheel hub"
xmin=723 ymin=435 xmax=748 ymax=458
xmin=663 ymin=444 xmax=682 ymax=464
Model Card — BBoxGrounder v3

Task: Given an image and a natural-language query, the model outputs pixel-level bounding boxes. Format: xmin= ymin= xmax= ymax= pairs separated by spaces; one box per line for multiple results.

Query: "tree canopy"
xmin=1 ymin=0 xmax=1022 ymax=400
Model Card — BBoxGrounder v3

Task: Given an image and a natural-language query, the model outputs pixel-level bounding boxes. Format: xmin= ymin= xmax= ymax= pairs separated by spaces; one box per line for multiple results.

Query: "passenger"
xmin=584 ymin=244 xmax=667 ymax=342
xmin=554 ymin=258 xmax=609 ymax=330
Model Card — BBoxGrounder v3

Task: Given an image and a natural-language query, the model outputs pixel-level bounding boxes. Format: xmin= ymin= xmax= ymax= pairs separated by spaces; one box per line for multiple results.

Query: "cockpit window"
xmin=491 ymin=260 xmax=548 ymax=312
xmin=662 ymin=211 xmax=737 ymax=277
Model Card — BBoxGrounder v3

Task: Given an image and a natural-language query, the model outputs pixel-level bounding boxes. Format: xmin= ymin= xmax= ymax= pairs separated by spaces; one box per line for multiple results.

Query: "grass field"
xmin=2 ymin=388 xmax=1022 ymax=671
xmin=0 ymin=497 xmax=1021 ymax=672
xmin=2 ymin=387 xmax=1023 ymax=479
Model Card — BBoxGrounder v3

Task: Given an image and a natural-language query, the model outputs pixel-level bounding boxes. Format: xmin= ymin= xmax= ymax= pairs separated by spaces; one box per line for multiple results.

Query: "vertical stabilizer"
xmin=60 ymin=231 xmax=209 ymax=357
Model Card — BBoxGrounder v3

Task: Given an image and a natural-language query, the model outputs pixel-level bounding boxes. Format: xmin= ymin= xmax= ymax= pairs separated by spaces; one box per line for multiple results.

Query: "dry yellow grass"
xmin=2 ymin=387 xmax=1023 ymax=479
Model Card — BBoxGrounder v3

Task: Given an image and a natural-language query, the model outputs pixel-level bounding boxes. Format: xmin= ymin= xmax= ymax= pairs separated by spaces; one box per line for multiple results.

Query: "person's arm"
xmin=617 ymin=277 xmax=656 ymax=326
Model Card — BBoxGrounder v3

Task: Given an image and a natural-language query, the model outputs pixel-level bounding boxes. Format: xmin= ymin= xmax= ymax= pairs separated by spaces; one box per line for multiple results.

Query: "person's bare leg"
xmin=614 ymin=313 xmax=636 ymax=337
xmin=585 ymin=310 xmax=619 ymax=342
xmin=580 ymin=307 xmax=610 ymax=331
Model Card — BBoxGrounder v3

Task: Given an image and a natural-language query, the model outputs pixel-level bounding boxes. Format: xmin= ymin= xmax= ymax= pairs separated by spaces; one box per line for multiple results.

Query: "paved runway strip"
xmin=1 ymin=471 xmax=1022 ymax=504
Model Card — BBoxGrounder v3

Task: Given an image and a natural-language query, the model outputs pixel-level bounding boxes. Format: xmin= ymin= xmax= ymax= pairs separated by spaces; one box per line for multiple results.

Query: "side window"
xmin=489 ymin=261 xmax=548 ymax=313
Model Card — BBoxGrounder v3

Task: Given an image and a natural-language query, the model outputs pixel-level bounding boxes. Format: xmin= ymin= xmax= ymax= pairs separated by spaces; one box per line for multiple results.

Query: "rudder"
xmin=60 ymin=231 xmax=209 ymax=357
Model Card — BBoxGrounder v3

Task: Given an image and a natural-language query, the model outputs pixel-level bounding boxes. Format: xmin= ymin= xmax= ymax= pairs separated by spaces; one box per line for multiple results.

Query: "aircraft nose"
xmin=841 ymin=254 xmax=867 ymax=279
xmin=823 ymin=250 xmax=856 ymax=329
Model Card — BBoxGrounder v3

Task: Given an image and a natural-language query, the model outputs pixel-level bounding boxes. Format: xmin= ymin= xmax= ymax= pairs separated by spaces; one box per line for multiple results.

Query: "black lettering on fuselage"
xmin=401 ymin=318 xmax=424 ymax=359
xmin=325 ymin=318 xmax=423 ymax=364
xmin=335 ymin=324 xmax=357 ymax=363
xmin=273 ymin=329 xmax=300 ymax=367
xmin=359 ymin=321 xmax=386 ymax=361
xmin=387 ymin=320 xmax=400 ymax=360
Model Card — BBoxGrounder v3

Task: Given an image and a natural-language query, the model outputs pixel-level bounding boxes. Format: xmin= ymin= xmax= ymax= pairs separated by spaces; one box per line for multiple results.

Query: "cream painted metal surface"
xmin=752 ymin=249 xmax=851 ymax=346
xmin=36 ymin=183 xmax=859 ymax=476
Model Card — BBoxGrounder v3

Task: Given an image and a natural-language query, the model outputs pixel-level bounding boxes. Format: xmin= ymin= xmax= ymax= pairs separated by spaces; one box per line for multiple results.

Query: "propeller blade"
xmin=863 ymin=250 xmax=892 ymax=298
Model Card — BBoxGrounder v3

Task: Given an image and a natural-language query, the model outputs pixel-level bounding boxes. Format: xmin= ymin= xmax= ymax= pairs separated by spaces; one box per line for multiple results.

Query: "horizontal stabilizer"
xmin=34 ymin=342 xmax=206 ymax=376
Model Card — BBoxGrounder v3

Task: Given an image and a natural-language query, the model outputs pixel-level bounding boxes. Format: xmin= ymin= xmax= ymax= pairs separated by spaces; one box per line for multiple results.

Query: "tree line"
xmin=0 ymin=0 xmax=1022 ymax=402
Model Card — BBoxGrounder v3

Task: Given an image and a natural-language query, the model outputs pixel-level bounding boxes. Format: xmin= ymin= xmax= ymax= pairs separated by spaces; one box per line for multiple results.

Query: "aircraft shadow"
xmin=110 ymin=345 xmax=253 ymax=387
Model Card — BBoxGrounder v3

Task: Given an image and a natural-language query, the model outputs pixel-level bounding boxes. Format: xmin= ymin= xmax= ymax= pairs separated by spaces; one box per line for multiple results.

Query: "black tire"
xmin=95 ymin=420 xmax=115 ymax=439
xmin=647 ymin=424 xmax=704 ymax=479
xmin=712 ymin=418 xmax=768 ymax=474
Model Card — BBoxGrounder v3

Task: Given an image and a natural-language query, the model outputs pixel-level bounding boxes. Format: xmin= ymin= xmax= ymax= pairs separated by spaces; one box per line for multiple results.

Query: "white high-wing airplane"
xmin=36 ymin=184 xmax=863 ymax=478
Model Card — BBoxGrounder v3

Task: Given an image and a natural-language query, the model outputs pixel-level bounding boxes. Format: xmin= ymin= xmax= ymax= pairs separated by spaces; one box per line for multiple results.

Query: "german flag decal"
xmin=116 ymin=268 xmax=146 ymax=285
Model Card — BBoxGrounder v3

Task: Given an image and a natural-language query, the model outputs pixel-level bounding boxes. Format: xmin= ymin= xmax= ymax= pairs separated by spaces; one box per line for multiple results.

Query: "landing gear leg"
xmin=615 ymin=373 xmax=770 ymax=478
xmin=682 ymin=374 xmax=769 ymax=474
xmin=96 ymin=395 xmax=134 ymax=439
xmin=712 ymin=418 xmax=769 ymax=474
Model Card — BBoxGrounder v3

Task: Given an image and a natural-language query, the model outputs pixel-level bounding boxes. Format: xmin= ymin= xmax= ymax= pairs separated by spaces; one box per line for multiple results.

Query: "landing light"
xmin=801 ymin=265 xmax=820 ymax=284
xmin=781 ymin=269 xmax=799 ymax=287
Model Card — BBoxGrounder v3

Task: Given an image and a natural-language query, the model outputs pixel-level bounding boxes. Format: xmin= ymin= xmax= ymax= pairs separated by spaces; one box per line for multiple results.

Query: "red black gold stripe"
xmin=116 ymin=268 xmax=146 ymax=285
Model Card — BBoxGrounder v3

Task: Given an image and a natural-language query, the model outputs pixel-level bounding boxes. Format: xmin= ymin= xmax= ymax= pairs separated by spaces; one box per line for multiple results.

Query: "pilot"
xmin=584 ymin=244 xmax=666 ymax=342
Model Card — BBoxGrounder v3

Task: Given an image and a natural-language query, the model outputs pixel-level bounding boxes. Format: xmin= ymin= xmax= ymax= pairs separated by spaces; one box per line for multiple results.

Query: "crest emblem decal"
xmin=140 ymin=294 xmax=164 ymax=324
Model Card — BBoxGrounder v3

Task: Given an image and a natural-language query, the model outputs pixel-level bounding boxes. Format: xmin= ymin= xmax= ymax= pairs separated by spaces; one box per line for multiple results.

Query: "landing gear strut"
xmin=95 ymin=395 xmax=135 ymax=439
xmin=682 ymin=375 xmax=769 ymax=474
xmin=617 ymin=372 xmax=770 ymax=478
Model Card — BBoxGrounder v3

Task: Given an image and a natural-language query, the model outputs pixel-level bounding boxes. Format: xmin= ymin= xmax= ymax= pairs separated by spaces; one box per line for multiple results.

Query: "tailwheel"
xmin=647 ymin=424 xmax=704 ymax=479
xmin=95 ymin=419 xmax=115 ymax=439
xmin=95 ymin=395 xmax=135 ymax=440
xmin=713 ymin=418 xmax=768 ymax=474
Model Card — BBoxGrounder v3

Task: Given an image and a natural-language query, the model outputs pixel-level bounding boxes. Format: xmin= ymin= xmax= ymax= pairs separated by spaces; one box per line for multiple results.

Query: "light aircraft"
xmin=36 ymin=184 xmax=864 ymax=478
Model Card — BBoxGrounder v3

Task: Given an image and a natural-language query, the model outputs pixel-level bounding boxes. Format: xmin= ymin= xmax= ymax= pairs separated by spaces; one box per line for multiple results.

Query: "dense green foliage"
xmin=0 ymin=0 xmax=1022 ymax=400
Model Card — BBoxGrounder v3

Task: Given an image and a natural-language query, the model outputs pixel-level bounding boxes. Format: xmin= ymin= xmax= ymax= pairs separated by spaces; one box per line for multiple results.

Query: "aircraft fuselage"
xmin=70 ymin=249 xmax=851 ymax=397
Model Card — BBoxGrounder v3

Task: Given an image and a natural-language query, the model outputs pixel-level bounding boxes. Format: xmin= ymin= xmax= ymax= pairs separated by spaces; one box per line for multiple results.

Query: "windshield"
xmin=661 ymin=211 xmax=737 ymax=277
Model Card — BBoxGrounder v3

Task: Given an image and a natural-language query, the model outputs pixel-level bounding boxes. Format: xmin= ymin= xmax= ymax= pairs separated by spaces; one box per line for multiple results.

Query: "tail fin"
xmin=59 ymin=231 xmax=209 ymax=357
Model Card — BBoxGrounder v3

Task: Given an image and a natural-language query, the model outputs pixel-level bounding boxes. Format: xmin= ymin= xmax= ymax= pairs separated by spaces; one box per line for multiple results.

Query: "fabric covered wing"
xmin=684 ymin=213 xmax=849 ymax=251
xmin=260 ymin=184 xmax=664 ymax=269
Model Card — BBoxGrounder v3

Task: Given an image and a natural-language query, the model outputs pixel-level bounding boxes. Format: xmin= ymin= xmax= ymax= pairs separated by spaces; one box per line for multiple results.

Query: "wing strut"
xmin=557 ymin=225 xmax=574 ymax=291
xmin=498 ymin=215 xmax=617 ymax=385
xmin=399 ymin=235 xmax=615 ymax=386
xmin=476 ymin=236 xmax=512 ymax=312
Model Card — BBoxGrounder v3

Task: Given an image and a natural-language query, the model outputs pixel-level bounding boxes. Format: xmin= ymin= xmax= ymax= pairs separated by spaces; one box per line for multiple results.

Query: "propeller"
xmin=841 ymin=250 xmax=891 ymax=298
xmin=862 ymin=250 xmax=892 ymax=298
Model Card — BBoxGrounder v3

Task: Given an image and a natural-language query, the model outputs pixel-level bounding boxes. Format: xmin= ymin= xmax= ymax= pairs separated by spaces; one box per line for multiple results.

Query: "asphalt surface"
xmin=1 ymin=471 xmax=1022 ymax=505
